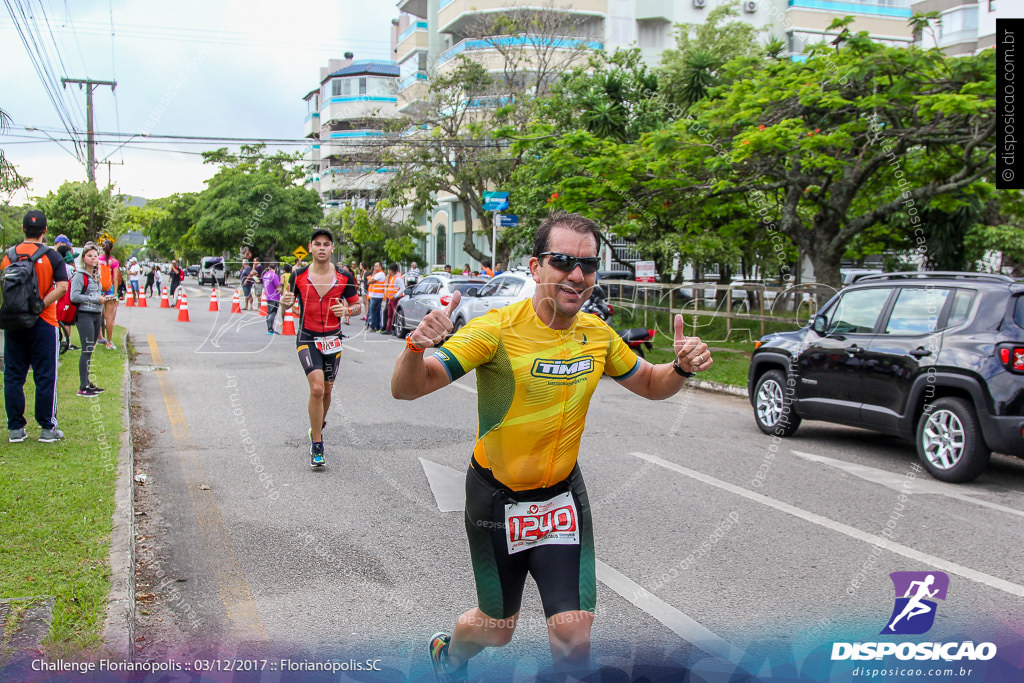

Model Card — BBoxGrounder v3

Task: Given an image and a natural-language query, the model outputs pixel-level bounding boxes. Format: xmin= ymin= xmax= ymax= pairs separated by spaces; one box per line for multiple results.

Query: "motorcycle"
xmin=617 ymin=328 xmax=657 ymax=359
xmin=580 ymin=285 xmax=613 ymax=322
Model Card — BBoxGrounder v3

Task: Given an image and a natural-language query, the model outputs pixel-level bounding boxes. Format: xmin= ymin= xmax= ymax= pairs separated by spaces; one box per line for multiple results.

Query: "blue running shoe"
xmin=429 ymin=632 xmax=466 ymax=683
xmin=310 ymin=439 xmax=325 ymax=467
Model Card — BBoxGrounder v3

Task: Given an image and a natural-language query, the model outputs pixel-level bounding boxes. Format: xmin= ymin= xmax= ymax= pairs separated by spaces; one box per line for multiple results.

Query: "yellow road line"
xmin=146 ymin=334 xmax=268 ymax=641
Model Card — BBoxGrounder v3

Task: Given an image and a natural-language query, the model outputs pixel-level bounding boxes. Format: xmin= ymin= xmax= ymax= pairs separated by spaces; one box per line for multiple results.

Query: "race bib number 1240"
xmin=504 ymin=491 xmax=579 ymax=555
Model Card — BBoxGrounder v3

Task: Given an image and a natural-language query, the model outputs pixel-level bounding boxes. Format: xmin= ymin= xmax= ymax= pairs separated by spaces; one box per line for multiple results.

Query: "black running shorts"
xmin=296 ymin=341 xmax=340 ymax=383
xmin=464 ymin=458 xmax=595 ymax=620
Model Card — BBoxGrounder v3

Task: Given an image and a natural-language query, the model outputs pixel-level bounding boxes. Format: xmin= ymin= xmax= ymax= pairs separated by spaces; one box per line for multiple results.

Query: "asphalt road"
xmin=122 ymin=283 xmax=1024 ymax=681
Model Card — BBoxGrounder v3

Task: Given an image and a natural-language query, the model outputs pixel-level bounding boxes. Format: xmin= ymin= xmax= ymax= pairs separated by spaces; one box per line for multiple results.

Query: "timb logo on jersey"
xmin=530 ymin=355 xmax=595 ymax=379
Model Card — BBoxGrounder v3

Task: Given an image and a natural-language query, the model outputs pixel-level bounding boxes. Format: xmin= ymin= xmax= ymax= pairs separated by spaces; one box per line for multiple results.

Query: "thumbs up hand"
xmin=408 ymin=290 xmax=462 ymax=351
xmin=673 ymin=314 xmax=712 ymax=373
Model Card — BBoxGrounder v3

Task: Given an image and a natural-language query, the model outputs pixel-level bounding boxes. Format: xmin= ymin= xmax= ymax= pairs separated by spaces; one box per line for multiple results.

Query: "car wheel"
xmin=752 ymin=369 xmax=800 ymax=436
xmin=915 ymin=397 xmax=990 ymax=483
xmin=394 ymin=310 xmax=406 ymax=337
xmin=451 ymin=317 xmax=464 ymax=335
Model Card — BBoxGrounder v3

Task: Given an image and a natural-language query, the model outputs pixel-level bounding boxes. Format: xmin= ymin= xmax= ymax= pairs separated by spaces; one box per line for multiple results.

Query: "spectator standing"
xmin=366 ymin=262 xmax=386 ymax=331
xmin=359 ymin=262 xmax=370 ymax=322
xmin=444 ymin=264 xmax=452 ymax=274
xmin=481 ymin=260 xmax=494 ymax=278
xmin=262 ymin=263 xmax=282 ymax=335
xmin=70 ymin=242 xmax=111 ymax=397
xmin=239 ymin=259 xmax=253 ymax=309
xmin=406 ymin=261 xmax=420 ymax=285
xmin=98 ymin=240 xmax=120 ymax=350
xmin=495 ymin=261 xmax=504 ymax=275
xmin=127 ymin=257 xmax=141 ymax=300
xmin=463 ymin=263 xmax=471 ymax=275
xmin=251 ymin=257 xmax=265 ymax=305
xmin=54 ymin=238 xmax=77 ymax=354
xmin=2 ymin=210 xmax=69 ymax=443
xmin=144 ymin=264 xmax=156 ymax=298
xmin=383 ymin=263 xmax=405 ymax=335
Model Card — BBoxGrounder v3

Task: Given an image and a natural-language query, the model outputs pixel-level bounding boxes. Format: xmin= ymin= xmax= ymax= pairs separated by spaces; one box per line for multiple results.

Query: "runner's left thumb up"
xmin=674 ymin=313 xmax=685 ymax=340
xmin=445 ymin=289 xmax=462 ymax=318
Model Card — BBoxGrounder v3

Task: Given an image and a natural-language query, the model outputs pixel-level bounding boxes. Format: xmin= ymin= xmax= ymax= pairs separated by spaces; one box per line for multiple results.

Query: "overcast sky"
xmin=1 ymin=0 xmax=397 ymax=203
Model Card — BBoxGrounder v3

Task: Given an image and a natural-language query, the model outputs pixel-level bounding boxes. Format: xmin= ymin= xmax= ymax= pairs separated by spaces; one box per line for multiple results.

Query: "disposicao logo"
xmin=882 ymin=571 xmax=948 ymax=635
xmin=831 ymin=571 xmax=997 ymax=662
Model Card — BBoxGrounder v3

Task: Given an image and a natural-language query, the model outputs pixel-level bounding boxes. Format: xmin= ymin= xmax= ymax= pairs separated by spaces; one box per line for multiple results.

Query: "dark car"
xmin=184 ymin=264 xmax=200 ymax=278
xmin=747 ymin=272 xmax=1024 ymax=483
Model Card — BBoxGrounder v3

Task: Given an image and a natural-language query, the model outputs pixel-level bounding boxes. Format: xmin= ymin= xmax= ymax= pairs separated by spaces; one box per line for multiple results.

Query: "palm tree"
xmin=1 ymin=107 xmax=27 ymax=193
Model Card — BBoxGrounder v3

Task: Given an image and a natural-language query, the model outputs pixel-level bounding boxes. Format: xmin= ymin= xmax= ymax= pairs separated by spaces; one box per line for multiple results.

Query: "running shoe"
xmin=8 ymin=428 xmax=27 ymax=443
xmin=310 ymin=441 xmax=325 ymax=467
xmin=87 ymin=383 xmax=105 ymax=393
xmin=77 ymin=387 xmax=100 ymax=397
xmin=105 ymin=342 xmax=117 ymax=351
xmin=38 ymin=428 xmax=65 ymax=443
xmin=428 ymin=633 xmax=467 ymax=683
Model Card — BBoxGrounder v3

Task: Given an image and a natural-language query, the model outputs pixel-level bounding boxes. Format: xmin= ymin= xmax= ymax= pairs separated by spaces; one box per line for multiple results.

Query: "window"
xmin=493 ymin=277 xmax=523 ymax=297
xmin=884 ymin=288 xmax=951 ymax=335
xmin=331 ymin=79 xmax=352 ymax=97
xmin=359 ymin=77 xmax=367 ymax=95
xmin=477 ymin=280 xmax=501 ymax=297
xmin=825 ymin=288 xmax=891 ymax=334
xmin=413 ymin=278 xmax=438 ymax=296
xmin=947 ymin=289 xmax=974 ymax=327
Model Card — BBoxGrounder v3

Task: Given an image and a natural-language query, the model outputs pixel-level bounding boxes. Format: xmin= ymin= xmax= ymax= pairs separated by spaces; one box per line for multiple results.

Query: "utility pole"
xmin=61 ymin=77 xmax=117 ymax=184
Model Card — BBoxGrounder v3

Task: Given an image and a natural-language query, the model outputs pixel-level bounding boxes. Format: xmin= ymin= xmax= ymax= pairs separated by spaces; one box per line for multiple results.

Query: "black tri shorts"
xmin=464 ymin=458 xmax=595 ymax=620
xmin=296 ymin=330 xmax=343 ymax=383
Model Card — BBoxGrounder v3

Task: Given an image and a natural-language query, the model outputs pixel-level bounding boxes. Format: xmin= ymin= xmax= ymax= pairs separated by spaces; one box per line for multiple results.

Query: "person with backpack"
xmin=1 ymin=210 xmax=70 ymax=443
xmin=70 ymin=242 xmax=113 ymax=397
xmin=97 ymin=240 xmax=120 ymax=350
xmin=53 ymin=238 xmax=78 ymax=354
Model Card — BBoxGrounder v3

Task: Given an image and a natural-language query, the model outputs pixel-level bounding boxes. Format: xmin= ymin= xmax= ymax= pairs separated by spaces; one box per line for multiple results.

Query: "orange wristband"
xmin=405 ymin=335 xmax=426 ymax=354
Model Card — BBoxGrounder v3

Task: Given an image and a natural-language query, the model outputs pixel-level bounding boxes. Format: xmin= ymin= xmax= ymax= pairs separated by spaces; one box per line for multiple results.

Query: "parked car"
xmin=598 ymin=269 xmax=635 ymax=299
xmin=451 ymin=272 xmax=537 ymax=332
xmin=747 ymin=272 xmax=1024 ymax=483
xmin=198 ymin=256 xmax=226 ymax=287
xmin=393 ymin=274 xmax=487 ymax=336
xmin=184 ymin=264 xmax=200 ymax=278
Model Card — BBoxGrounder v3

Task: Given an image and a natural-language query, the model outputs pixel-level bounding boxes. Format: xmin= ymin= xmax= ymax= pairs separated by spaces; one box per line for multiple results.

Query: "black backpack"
xmin=0 ymin=244 xmax=48 ymax=330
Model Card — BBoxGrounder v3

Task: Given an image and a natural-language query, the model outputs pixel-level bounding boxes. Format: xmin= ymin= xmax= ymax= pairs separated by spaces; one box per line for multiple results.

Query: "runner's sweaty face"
xmin=310 ymin=238 xmax=333 ymax=263
xmin=530 ymin=226 xmax=598 ymax=327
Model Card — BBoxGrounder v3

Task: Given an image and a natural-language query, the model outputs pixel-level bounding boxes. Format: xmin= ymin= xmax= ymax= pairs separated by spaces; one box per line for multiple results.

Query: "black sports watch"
xmin=672 ymin=359 xmax=695 ymax=378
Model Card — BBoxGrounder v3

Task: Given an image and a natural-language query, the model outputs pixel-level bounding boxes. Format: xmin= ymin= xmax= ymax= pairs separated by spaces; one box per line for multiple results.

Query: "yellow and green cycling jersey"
xmin=434 ymin=298 xmax=640 ymax=491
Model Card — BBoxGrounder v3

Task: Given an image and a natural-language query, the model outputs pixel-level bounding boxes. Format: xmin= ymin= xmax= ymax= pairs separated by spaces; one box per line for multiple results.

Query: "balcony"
xmin=303 ymin=112 xmax=320 ymax=139
xmin=438 ymin=0 xmax=607 ymax=35
xmin=302 ymin=143 xmax=320 ymax=166
xmin=395 ymin=22 xmax=429 ymax=63
xmin=786 ymin=0 xmax=911 ymax=19
xmin=320 ymin=165 xmax=396 ymax=193
xmin=438 ymin=34 xmax=603 ymax=74
xmin=397 ymin=0 xmax=428 ymax=20
xmin=320 ymin=130 xmax=389 ymax=158
xmin=320 ymin=96 xmax=398 ymax=126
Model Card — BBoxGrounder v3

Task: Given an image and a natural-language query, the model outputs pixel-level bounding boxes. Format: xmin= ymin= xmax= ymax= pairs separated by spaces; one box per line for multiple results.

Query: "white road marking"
xmin=632 ymin=451 xmax=1024 ymax=598
xmin=791 ymin=449 xmax=1024 ymax=521
xmin=419 ymin=457 xmax=743 ymax=662
xmin=448 ymin=380 xmax=477 ymax=394
xmin=595 ymin=559 xmax=743 ymax=663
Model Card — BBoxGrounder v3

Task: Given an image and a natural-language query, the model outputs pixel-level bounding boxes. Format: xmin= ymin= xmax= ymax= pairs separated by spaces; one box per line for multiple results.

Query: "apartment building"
xmin=302 ymin=53 xmax=400 ymax=211
xmin=910 ymin=0 xmax=998 ymax=54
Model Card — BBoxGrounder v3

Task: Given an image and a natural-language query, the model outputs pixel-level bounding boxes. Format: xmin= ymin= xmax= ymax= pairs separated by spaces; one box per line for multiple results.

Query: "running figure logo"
xmin=881 ymin=571 xmax=949 ymax=635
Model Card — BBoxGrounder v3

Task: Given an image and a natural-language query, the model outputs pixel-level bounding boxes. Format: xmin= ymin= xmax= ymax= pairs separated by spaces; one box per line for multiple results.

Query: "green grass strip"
xmin=0 ymin=326 xmax=127 ymax=656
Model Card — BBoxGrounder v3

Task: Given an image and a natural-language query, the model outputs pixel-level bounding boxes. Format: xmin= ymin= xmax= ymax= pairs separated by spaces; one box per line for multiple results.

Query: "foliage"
xmin=0 ymin=107 xmax=29 ymax=196
xmin=330 ymin=206 xmax=421 ymax=265
xmin=34 ymin=181 xmax=126 ymax=246
xmin=188 ymin=144 xmax=322 ymax=263
xmin=142 ymin=193 xmax=197 ymax=261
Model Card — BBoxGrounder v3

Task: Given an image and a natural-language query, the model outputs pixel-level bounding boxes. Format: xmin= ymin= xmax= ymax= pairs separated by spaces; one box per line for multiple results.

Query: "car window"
xmin=451 ymin=281 xmax=482 ymax=295
xmin=1014 ymin=296 xmax=1024 ymax=330
xmin=825 ymin=288 xmax=891 ymax=334
xmin=413 ymin=278 xmax=438 ymax=295
xmin=947 ymin=289 xmax=974 ymax=327
xmin=495 ymin=278 xmax=523 ymax=296
xmin=884 ymin=288 xmax=951 ymax=335
xmin=477 ymin=279 xmax=502 ymax=297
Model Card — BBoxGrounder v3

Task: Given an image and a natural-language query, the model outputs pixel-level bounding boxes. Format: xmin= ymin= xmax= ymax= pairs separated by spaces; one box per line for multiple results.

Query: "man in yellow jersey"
xmin=392 ymin=212 xmax=713 ymax=680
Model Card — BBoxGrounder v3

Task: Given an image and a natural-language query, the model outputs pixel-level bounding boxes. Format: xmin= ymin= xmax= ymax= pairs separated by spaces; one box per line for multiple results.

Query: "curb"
xmin=101 ymin=332 xmax=135 ymax=659
xmin=691 ymin=378 xmax=749 ymax=399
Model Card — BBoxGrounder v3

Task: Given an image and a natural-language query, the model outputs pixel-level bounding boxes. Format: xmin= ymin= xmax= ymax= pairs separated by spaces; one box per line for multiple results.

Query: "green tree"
xmin=34 ymin=181 xmax=125 ymax=244
xmin=1 ymin=108 xmax=29 ymax=195
xmin=333 ymin=206 xmax=420 ymax=265
xmin=189 ymin=144 xmax=322 ymax=262
xmin=142 ymin=193 xmax=197 ymax=261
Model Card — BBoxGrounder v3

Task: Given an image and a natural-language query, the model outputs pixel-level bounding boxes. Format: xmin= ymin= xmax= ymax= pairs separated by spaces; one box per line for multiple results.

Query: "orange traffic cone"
xmin=281 ymin=306 xmax=296 ymax=336
xmin=138 ymin=290 xmax=147 ymax=307
xmin=258 ymin=292 xmax=268 ymax=317
xmin=209 ymin=288 xmax=219 ymax=312
xmin=125 ymin=290 xmax=135 ymax=307
xmin=160 ymin=287 xmax=170 ymax=308
xmin=230 ymin=289 xmax=242 ymax=314
xmin=176 ymin=292 xmax=190 ymax=322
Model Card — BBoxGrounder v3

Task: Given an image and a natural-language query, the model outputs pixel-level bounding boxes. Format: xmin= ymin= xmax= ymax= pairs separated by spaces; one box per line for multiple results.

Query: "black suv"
xmin=748 ymin=273 xmax=1024 ymax=483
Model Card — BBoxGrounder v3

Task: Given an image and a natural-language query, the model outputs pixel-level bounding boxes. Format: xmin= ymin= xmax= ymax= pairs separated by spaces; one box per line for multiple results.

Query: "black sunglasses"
xmin=539 ymin=252 xmax=600 ymax=275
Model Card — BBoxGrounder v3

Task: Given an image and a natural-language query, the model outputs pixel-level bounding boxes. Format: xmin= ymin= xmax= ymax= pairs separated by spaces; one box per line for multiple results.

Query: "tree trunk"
xmin=807 ymin=249 xmax=843 ymax=306
xmin=460 ymin=199 xmax=488 ymax=263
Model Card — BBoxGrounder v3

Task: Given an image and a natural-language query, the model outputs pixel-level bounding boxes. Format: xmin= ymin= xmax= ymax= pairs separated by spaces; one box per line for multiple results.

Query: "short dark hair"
xmin=388 ymin=262 xmax=399 ymax=272
xmin=311 ymin=228 xmax=333 ymax=243
xmin=532 ymin=211 xmax=601 ymax=258
xmin=56 ymin=244 xmax=71 ymax=258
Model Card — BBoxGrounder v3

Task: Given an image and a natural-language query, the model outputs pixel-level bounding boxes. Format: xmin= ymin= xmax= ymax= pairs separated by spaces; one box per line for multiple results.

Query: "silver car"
xmin=394 ymin=274 xmax=487 ymax=336
xmin=451 ymin=272 xmax=537 ymax=331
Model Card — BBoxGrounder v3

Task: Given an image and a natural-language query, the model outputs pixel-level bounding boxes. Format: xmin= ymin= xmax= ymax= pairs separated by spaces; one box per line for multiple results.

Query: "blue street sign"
xmin=496 ymin=214 xmax=519 ymax=227
xmin=483 ymin=191 xmax=509 ymax=211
